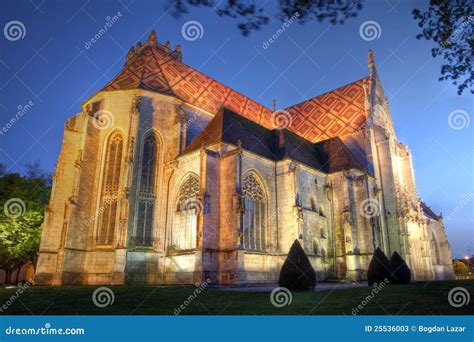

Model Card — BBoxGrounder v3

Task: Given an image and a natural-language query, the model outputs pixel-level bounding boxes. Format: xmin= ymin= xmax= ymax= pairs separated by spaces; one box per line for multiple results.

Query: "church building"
xmin=34 ymin=30 xmax=455 ymax=285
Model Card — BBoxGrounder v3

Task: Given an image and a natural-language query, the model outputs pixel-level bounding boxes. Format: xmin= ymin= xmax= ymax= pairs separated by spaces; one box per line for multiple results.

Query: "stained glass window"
xmin=242 ymin=173 xmax=266 ymax=251
xmin=136 ymin=134 xmax=158 ymax=246
xmin=98 ymin=131 xmax=123 ymax=245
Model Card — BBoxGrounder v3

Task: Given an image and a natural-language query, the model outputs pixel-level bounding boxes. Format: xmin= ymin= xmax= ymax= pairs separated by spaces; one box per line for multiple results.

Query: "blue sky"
xmin=1 ymin=0 xmax=472 ymax=258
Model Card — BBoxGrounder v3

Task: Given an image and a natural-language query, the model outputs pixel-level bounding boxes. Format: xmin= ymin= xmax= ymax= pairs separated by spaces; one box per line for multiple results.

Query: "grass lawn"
xmin=0 ymin=280 xmax=472 ymax=315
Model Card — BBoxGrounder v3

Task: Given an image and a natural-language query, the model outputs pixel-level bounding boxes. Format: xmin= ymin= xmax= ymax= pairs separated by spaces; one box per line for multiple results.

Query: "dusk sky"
xmin=1 ymin=0 xmax=472 ymax=258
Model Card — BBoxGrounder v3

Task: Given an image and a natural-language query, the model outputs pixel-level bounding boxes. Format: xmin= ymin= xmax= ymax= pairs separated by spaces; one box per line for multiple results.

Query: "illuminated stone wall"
xmin=34 ymin=59 xmax=455 ymax=285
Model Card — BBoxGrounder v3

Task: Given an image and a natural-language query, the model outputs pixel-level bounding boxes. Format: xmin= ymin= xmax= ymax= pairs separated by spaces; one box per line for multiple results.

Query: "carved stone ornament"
xmin=242 ymin=174 xmax=265 ymax=202
xmin=178 ymin=176 xmax=200 ymax=204
xmin=131 ymin=97 xmax=141 ymax=115
xmin=84 ymin=103 xmax=92 ymax=116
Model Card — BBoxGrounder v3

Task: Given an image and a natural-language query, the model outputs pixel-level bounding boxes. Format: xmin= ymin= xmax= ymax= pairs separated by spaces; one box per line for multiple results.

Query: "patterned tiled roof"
xmin=284 ymin=79 xmax=368 ymax=142
xmin=101 ymin=34 xmax=369 ymax=143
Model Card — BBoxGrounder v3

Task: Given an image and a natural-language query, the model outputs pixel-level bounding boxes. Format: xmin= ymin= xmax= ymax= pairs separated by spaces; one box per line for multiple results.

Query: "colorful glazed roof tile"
xmin=101 ymin=31 xmax=369 ymax=143
xmin=283 ymin=79 xmax=368 ymax=143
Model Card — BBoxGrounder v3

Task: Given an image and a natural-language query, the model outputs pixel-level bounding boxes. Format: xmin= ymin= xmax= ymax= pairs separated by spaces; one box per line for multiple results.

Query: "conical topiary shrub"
xmin=390 ymin=251 xmax=411 ymax=284
xmin=279 ymin=239 xmax=316 ymax=291
xmin=367 ymin=247 xmax=392 ymax=286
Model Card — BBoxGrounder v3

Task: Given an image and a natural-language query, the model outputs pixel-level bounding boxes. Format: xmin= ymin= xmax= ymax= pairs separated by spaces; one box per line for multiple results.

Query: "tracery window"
xmin=242 ymin=173 xmax=266 ymax=251
xmin=97 ymin=131 xmax=123 ymax=245
xmin=136 ymin=134 xmax=158 ymax=246
xmin=172 ymin=175 xmax=200 ymax=250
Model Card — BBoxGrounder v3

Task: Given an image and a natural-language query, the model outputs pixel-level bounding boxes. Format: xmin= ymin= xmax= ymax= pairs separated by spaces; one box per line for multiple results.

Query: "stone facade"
xmin=34 ymin=32 xmax=455 ymax=286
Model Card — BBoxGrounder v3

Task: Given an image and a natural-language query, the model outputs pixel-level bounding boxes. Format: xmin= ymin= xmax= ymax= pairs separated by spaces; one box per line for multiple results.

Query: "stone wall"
xmin=35 ymin=87 xmax=455 ymax=286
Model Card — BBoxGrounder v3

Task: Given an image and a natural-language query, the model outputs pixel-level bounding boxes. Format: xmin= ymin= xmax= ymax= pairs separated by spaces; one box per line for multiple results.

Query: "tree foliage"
xmin=279 ymin=239 xmax=316 ymax=291
xmin=453 ymin=260 xmax=470 ymax=275
xmin=413 ymin=0 xmax=473 ymax=94
xmin=169 ymin=0 xmax=363 ymax=36
xmin=0 ymin=211 xmax=43 ymax=283
xmin=0 ymin=162 xmax=51 ymax=284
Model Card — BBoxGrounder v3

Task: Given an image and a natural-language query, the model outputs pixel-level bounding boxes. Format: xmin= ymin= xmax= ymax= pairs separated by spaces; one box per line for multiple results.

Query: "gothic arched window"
xmin=242 ymin=173 xmax=266 ymax=251
xmin=136 ymin=134 xmax=158 ymax=246
xmin=430 ymin=232 xmax=441 ymax=265
xmin=172 ymin=175 xmax=200 ymax=250
xmin=98 ymin=131 xmax=123 ymax=245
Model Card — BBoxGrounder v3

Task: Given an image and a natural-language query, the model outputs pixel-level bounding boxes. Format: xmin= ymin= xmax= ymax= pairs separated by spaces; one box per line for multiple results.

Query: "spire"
xmin=368 ymin=49 xmax=376 ymax=77
xmin=273 ymin=98 xmax=277 ymax=112
xmin=175 ymin=44 xmax=183 ymax=61
xmin=146 ymin=29 xmax=157 ymax=47
xmin=125 ymin=47 xmax=137 ymax=66
xmin=165 ymin=40 xmax=171 ymax=49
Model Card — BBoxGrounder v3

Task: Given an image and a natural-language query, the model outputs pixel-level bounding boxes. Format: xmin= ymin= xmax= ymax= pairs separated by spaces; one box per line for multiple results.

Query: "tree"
xmin=367 ymin=247 xmax=392 ymax=286
xmin=170 ymin=0 xmax=363 ymax=36
xmin=0 ymin=211 xmax=43 ymax=284
xmin=453 ymin=260 xmax=469 ymax=275
xmin=279 ymin=239 xmax=316 ymax=291
xmin=0 ymin=162 xmax=51 ymax=284
xmin=25 ymin=160 xmax=52 ymax=187
xmin=390 ymin=251 xmax=411 ymax=284
xmin=413 ymin=1 xmax=473 ymax=95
